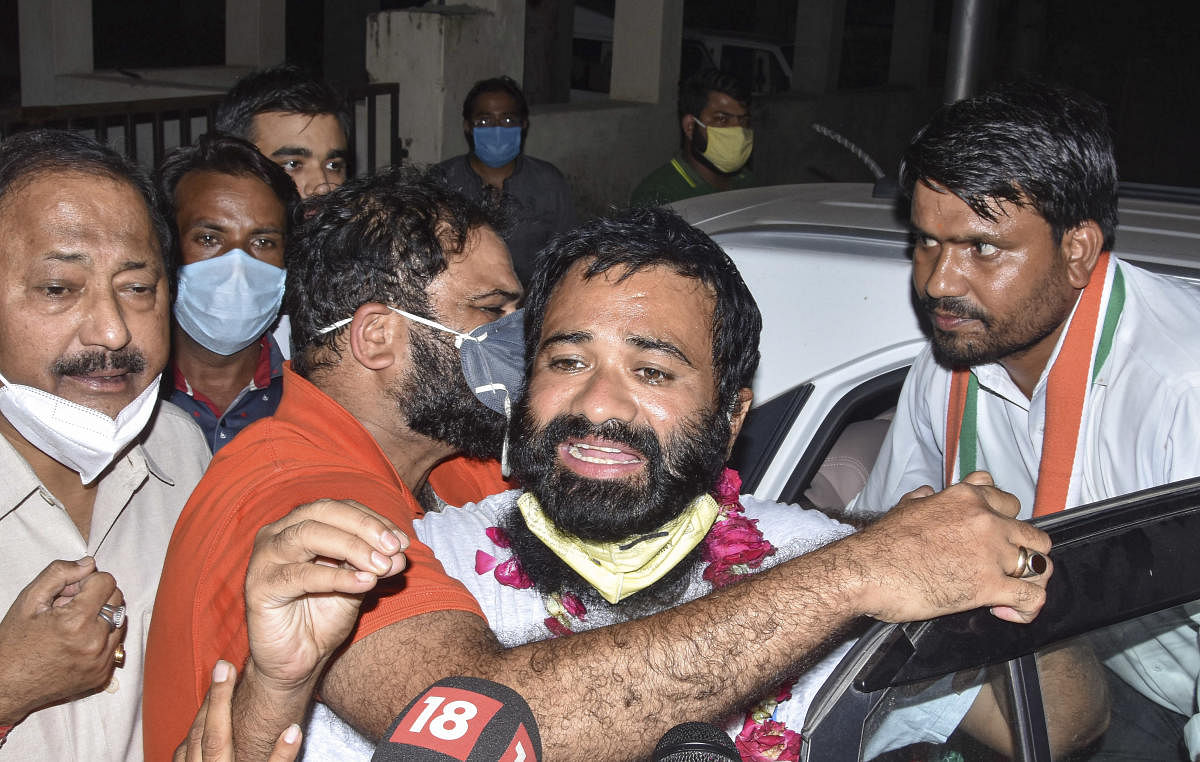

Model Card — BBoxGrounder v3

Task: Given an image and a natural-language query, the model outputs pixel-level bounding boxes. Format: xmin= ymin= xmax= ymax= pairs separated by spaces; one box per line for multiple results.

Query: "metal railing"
xmin=0 ymin=82 xmax=402 ymax=173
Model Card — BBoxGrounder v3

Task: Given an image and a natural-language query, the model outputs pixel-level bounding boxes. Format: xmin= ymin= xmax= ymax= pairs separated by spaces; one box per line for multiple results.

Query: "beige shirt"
xmin=0 ymin=402 xmax=209 ymax=761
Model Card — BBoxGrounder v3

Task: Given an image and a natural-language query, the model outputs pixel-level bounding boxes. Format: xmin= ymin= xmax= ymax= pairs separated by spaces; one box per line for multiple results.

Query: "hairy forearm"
xmin=232 ymin=661 xmax=323 ymax=760
xmin=322 ymin=538 xmax=871 ymax=761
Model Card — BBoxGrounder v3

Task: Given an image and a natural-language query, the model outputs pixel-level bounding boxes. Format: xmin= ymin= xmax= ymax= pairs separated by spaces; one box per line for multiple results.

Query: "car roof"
xmin=674 ymin=183 xmax=1200 ymax=405
xmin=678 ymin=182 xmax=1200 ymax=268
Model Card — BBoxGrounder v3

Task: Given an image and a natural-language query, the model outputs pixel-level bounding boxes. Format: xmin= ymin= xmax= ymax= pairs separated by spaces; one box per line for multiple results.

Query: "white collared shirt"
xmin=0 ymin=403 xmax=209 ymax=761
xmin=850 ymin=258 xmax=1200 ymax=750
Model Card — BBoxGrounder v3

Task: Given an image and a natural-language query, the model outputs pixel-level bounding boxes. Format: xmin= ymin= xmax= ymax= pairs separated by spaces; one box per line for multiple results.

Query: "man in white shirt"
xmin=0 ymin=129 xmax=210 ymax=760
xmin=850 ymin=80 xmax=1200 ymax=760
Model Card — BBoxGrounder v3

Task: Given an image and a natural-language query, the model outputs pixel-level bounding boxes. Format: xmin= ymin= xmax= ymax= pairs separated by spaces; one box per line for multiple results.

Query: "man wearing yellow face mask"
xmin=631 ymin=69 xmax=756 ymax=206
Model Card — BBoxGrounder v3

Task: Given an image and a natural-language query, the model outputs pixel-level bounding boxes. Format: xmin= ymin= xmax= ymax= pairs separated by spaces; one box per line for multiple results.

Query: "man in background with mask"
xmin=436 ymin=75 xmax=577 ymax=286
xmin=157 ymin=134 xmax=300 ymax=452
xmin=631 ymin=69 xmax=755 ymax=206
xmin=144 ymin=168 xmax=524 ymax=759
xmin=0 ymin=130 xmax=210 ymax=760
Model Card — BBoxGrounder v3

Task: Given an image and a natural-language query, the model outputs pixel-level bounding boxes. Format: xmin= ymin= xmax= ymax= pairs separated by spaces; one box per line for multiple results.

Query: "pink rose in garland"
xmin=735 ymin=717 xmax=802 ymax=761
xmin=703 ymin=468 xmax=775 ymax=588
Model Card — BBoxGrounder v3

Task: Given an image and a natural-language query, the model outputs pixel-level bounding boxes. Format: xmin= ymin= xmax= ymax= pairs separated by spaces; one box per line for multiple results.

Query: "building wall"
xmin=524 ymin=85 xmax=940 ymax=216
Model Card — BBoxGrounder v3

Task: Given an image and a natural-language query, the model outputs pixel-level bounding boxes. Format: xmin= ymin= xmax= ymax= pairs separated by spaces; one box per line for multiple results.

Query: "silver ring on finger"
xmin=98 ymin=603 xmax=126 ymax=629
xmin=1012 ymin=546 xmax=1048 ymax=578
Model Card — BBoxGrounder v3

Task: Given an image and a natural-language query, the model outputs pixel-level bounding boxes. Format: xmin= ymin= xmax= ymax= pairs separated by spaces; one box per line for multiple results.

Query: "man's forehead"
xmin=0 ymin=170 xmax=161 ymax=263
xmin=251 ymin=111 xmax=347 ymax=147
xmin=704 ymin=91 xmax=748 ymax=113
xmin=543 ymin=262 xmax=717 ymax=331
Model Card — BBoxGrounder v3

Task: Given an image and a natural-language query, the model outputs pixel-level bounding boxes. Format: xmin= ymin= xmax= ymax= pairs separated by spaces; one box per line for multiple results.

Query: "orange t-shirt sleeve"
xmin=143 ymin=466 xmax=484 ymax=761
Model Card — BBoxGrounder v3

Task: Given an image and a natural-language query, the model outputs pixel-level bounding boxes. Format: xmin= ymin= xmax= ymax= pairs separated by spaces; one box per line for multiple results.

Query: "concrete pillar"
xmin=791 ymin=0 xmax=846 ymax=93
xmin=18 ymin=0 xmax=93 ymax=106
xmin=889 ymin=0 xmax=934 ymax=88
xmin=226 ymin=0 xmax=286 ymax=68
xmin=366 ymin=1 xmax=524 ymax=165
xmin=609 ymin=0 xmax=683 ymax=105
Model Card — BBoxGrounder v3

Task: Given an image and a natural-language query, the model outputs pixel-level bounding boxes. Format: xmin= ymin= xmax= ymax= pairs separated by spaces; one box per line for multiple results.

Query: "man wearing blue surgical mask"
xmin=435 ymin=76 xmax=577 ymax=286
xmin=156 ymin=134 xmax=300 ymax=452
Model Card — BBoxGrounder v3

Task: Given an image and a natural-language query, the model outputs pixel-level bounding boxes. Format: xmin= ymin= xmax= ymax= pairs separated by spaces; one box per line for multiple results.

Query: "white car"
xmin=673 ymin=184 xmax=1200 ymax=761
xmin=676 ymin=182 xmax=1200 ymax=508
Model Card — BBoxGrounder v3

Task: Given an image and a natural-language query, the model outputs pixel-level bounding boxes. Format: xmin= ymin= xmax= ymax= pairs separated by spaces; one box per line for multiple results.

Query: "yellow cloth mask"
xmin=517 ymin=491 xmax=721 ymax=604
xmin=696 ymin=122 xmax=754 ymax=173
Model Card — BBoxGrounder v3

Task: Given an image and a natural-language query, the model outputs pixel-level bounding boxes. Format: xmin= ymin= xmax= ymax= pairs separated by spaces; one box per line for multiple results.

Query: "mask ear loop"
xmin=472 ymin=382 xmax=512 ymax=477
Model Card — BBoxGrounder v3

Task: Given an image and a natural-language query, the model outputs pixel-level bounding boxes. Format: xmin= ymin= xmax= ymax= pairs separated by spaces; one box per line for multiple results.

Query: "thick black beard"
xmin=499 ymin=503 xmax=708 ymax=612
xmin=918 ymin=293 xmax=1066 ymax=369
xmin=499 ymin=398 xmax=730 ymax=602
xmin=507 ymin=401 xmax=730 ymax=543
xmin=393 ymin=324 xmax=506 ymax=460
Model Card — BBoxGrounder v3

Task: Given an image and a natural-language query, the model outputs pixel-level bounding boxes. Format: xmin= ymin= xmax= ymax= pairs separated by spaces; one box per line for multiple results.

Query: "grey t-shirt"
xmin=435 ymin=154 xmax=577 ymax=285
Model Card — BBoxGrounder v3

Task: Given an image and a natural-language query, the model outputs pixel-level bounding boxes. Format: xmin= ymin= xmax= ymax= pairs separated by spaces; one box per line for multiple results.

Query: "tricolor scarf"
xmin=944 ymin=252 xmax=1125 ymax=516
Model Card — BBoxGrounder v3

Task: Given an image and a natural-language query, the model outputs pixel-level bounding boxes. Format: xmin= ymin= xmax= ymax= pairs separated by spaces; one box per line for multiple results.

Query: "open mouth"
xmin=558 ymin=437 xmax=646 ymax=478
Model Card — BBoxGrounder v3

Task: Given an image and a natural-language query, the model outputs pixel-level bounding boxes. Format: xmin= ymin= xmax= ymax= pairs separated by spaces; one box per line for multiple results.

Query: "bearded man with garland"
xmin=304 ymin=207 xmax=1108 ymax=761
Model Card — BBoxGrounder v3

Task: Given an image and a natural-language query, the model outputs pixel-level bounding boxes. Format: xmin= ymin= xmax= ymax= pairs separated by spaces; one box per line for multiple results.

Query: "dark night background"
xmin=0 ymin=0 xmax=1196 ymax=185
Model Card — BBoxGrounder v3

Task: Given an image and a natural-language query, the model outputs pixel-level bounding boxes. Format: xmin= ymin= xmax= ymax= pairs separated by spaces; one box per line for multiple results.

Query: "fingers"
xmin=268 ymin=725 xmax=303 ymax=762
xmin=960 ymin=470 xmax=995 ymax=487
xmin=200 ymin=661 xmax=236 ymax=761
xmin=256 ymin=499 xmax=409 ymax=579
xmin=899 ymin=484 xmax=935 ymax=501
xmin=23 ymin=558 xmax=98 ymax=610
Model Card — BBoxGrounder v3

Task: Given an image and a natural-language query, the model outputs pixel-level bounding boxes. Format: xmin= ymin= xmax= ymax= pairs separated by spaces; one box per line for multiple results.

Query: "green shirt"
xmin=630 ymin=154 xmax=755 ymax=206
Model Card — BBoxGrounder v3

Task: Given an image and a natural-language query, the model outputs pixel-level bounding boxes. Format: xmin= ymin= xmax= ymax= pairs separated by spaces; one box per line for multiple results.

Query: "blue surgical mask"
xmin=318 ymin=307 xmax=526 ymax=473
xmin=174 ymin=248 xmax=286 ymax=356
xmin=472 ymin=126 xmax=522 ymax=168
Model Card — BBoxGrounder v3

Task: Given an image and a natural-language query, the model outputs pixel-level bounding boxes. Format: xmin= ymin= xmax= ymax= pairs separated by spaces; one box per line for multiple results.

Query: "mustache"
xmin=538 ymin=414 xmax=662 ymax=465
xmin=51 ymin=349 xmax=147 ymax=377
xmin=918 ymin=295 xmax=990 ymax=323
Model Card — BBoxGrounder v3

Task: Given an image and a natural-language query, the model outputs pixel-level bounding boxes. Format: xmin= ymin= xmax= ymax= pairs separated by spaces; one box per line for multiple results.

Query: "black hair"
xmin=461 ymin=75 xmax=530 ymax=122
xmin=156 ymin=133 xmax=301 ymax=277
xmin=0 ymin=129 xmax=172 ymax=268
xmin=286 ymin=165 xmax=501 ymax=377
xmin=677 ymin=68 xmax=751 ymax=120
xmin=523 ymin=206 xmax=761 ymax=411
xmin=900 ymin=79 xmax=1118 ymax=250
xmin=216 ymin=64 xmax=351 ymax=147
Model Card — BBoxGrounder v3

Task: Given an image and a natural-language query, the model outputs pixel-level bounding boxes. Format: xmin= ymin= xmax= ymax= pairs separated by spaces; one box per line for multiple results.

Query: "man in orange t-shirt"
xmin=143 ymin=168 xmax=522 ymax=759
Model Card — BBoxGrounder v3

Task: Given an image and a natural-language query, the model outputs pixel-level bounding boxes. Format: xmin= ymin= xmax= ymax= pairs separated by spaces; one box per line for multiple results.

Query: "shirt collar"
xmin=173 ymin=335 xmax=281 ymax=397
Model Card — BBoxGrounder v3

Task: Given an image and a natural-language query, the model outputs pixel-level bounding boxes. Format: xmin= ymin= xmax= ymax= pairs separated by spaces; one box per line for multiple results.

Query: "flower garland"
xmin=475 ymin=468 xmax=799 ymax=761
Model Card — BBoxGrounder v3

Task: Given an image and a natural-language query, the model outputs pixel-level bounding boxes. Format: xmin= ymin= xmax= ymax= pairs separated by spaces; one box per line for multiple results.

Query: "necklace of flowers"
xmin=473 ymin=468 xmax=797 ymax=760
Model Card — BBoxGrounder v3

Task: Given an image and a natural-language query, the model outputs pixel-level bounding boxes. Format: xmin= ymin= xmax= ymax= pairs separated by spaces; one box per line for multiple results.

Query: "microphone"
xmin=653 ymin=722 xmax=740 ymax=762
xmin=372 ymin=676 xmax=542 ymax=762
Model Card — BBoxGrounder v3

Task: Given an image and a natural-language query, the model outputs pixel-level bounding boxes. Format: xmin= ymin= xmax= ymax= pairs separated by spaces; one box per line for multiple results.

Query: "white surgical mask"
xmin=174 ymin=248 xmax=286 ymax=356
xmin=0 ymin=369 xmax=162 ymax=484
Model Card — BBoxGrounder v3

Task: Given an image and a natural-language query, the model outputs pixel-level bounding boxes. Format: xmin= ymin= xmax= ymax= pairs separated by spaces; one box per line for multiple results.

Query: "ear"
xmin=681 ymin=114 xmax=696 ymax=141
xmin=1060 ymin=220 xmax=1105 ymax=290
xmin=725 ymin=387 xmax=754 ymax=455
xmin=347 ymin=303 xmax=404 ymax=372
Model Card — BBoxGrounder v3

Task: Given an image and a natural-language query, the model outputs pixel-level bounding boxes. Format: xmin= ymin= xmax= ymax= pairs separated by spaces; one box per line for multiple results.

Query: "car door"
xmin=801 ymin=477 xmax=1200 ymax=761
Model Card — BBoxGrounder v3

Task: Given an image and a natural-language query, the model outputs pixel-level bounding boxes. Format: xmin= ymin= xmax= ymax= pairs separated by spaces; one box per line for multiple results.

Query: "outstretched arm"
xmin=322 ymin=476 xmax=1053 ymax=760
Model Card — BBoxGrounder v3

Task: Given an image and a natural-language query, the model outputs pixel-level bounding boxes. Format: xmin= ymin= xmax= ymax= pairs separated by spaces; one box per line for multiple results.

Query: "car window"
xmin=778 ymin=367 xmax=907 ymax=507
xmin=803 ymin=478 xmax=1200 ymax=761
